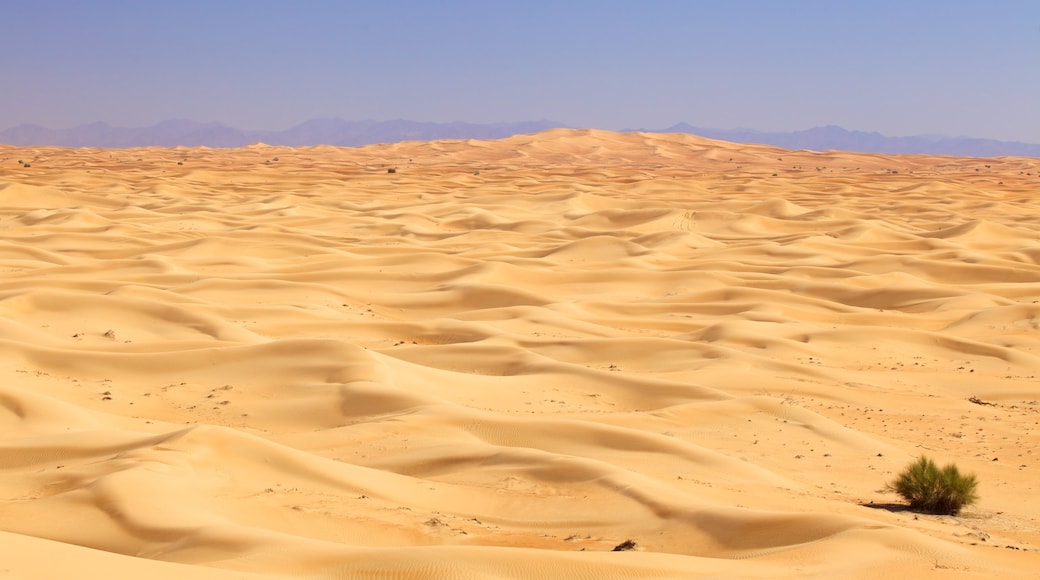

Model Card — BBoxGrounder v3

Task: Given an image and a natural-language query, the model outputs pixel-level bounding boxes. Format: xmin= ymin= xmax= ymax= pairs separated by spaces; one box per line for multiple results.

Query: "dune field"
xmin=2 ymin=128 xmax=1040 ymax=578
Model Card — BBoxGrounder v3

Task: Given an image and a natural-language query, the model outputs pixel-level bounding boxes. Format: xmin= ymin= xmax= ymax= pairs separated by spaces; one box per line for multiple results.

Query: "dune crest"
xmin=2 ymin=130 xmax=1040 ymax=577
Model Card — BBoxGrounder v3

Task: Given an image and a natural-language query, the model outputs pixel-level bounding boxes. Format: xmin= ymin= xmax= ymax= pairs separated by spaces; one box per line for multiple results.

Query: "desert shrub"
xmin=888 ymin=456 xmax=978 ymax=515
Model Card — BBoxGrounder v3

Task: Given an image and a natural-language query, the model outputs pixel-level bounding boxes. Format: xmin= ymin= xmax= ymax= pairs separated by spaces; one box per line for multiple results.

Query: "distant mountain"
xmin=658 ymin=123 xmax=1040 ymax=158
xmin=0 ymin=120 xmax=257 ymax=148
xmin=270 ymin=118 xmax=565 ymax=147
xmin=3 ymin=119 xmax=1039 ymax=158
xmin=0 ymin=119 xmax=563 ymax=149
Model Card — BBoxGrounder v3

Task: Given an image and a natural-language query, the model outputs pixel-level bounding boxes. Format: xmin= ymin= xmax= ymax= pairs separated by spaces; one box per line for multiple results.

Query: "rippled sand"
xmin=2 ymin=129 xmax=1040 ymax=578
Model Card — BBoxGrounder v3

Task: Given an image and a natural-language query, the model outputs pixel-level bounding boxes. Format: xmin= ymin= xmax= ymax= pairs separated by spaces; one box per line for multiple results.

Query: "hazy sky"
xmin=4 ymin=1 xmax=1040 ymax=141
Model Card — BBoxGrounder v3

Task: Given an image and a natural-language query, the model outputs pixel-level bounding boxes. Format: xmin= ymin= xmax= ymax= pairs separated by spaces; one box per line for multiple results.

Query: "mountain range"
xmin=2 ymin=119 xmax=1040 ymax=158
xmin=0 ymin=119 xmax=562 ymax=149
xmin=656 ymin=123 xmax=1040 ymax=158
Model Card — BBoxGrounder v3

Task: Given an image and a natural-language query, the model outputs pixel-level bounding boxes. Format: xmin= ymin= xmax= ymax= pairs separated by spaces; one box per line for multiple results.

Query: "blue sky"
xmin=4 ymin=1 xmax=1039 ymax=141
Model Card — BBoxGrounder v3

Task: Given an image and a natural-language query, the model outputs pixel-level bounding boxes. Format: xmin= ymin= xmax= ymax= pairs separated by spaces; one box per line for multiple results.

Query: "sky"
xmin=3 ymin=0 xmax=1040 ymax=142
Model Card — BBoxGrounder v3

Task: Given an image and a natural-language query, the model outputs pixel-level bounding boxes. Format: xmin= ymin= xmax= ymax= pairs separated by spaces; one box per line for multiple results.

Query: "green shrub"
xmin=888 ymin=456 xmax=979 ymax=515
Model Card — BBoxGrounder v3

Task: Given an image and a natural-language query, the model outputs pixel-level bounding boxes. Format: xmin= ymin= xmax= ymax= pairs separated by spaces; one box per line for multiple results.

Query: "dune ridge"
xmin=2 ymin=130 xmax=1040 ymax=577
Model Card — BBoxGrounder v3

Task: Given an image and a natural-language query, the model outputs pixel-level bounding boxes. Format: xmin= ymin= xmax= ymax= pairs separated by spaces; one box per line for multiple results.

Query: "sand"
xmin=1 ymin=128 xmax=1039 ymax=578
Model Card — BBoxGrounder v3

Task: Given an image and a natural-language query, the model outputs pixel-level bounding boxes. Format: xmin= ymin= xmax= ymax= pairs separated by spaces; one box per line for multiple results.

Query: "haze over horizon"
xmin=4 ymin=1 xmax=1040 ymax=143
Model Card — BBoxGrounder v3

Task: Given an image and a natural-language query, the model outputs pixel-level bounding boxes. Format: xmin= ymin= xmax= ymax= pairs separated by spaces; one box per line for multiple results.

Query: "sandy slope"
xmin=1 ymin=129 xmax=1039 ymax=578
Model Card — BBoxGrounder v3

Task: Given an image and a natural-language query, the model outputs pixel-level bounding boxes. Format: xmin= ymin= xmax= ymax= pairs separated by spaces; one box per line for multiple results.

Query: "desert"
xmin=1 ymin=128 xmax=1039 ymax=578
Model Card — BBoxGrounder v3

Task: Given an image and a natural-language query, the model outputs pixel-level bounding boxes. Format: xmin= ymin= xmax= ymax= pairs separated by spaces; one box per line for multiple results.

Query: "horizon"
xmin=6 ymin=118 xmax=1040 ymax=147
xmin=4 ymin=1 xmax=1040 ymax=142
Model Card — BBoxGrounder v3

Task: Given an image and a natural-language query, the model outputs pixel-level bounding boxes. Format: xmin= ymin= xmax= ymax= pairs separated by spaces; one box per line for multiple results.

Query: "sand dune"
xmin=2 ymin=130 xmax=1040 ymax=577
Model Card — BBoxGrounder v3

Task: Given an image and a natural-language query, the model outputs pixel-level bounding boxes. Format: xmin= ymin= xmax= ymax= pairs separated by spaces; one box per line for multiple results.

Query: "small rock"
xmin=612 ymin=539 xmax=637 ymax=551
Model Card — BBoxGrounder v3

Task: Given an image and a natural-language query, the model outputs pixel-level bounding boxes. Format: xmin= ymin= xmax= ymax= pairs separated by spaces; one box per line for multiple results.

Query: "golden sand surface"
xmin=2 ymin=129 xmax=1040 ymax=578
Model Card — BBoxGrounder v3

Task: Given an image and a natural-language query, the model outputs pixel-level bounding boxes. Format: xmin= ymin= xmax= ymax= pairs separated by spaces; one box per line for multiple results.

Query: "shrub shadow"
xmin=859 ymin=501 xmax=912 ymax=513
